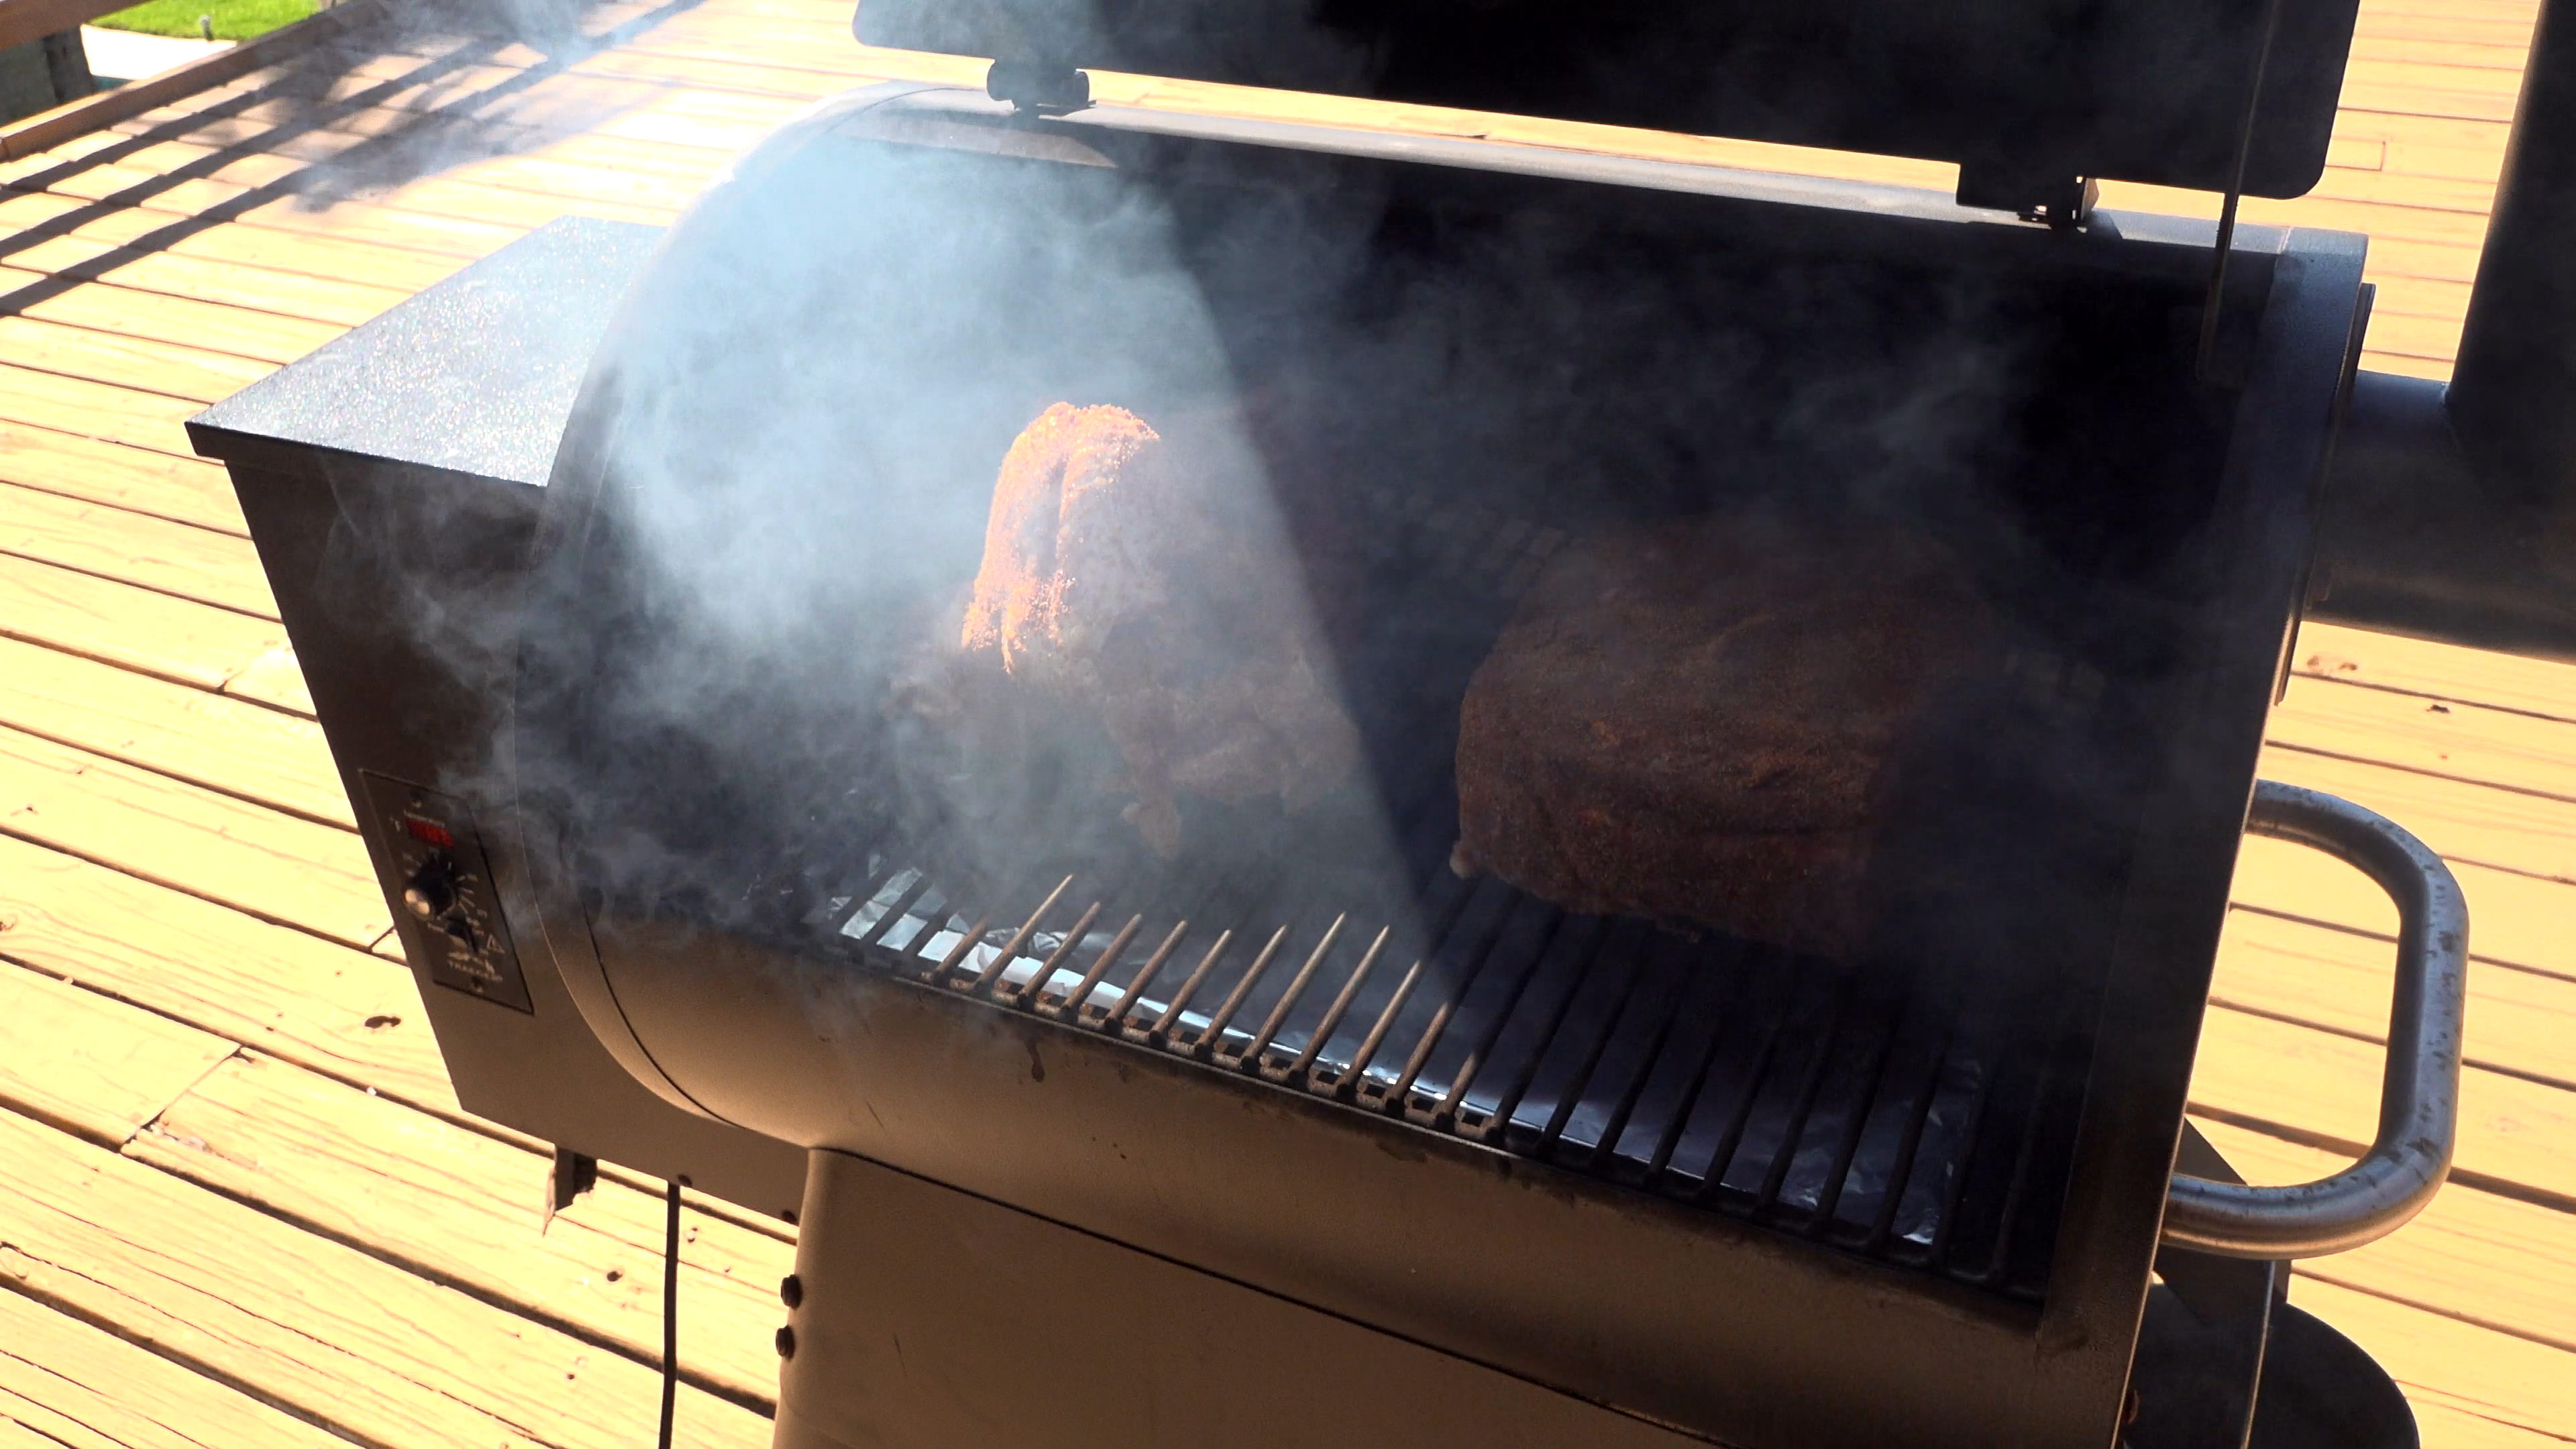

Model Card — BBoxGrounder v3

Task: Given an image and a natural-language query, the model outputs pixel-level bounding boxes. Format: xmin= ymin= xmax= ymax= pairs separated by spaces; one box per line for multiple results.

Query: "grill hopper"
xmin=517 ymin=85 xmax=2365 ymax=1448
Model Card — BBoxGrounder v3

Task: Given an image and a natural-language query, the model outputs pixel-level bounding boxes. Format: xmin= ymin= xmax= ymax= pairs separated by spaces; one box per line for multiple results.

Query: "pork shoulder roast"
xmin=1450 ymin=517 xmax=1992 ymax=959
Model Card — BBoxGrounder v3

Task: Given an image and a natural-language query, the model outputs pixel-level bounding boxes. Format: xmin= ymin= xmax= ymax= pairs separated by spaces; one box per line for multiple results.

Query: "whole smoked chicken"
xmin=960 ymin=402 xmax=1360 ymax=855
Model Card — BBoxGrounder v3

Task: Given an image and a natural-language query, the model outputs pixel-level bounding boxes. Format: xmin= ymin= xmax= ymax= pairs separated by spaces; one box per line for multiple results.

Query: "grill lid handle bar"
xmin=2161 ymin=780 xmax=2468 ymax=1259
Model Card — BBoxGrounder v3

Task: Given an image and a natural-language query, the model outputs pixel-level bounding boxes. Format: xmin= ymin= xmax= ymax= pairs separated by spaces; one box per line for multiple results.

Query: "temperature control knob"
xmin=403 ymin=855 xmax=459 ymax=920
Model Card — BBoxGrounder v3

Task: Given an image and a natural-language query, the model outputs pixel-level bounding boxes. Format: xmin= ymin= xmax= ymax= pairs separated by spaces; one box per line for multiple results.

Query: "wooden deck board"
xmin=0 ymin=1110 xmax=769 ymax=1449
xmin=3 ymin=196 xmax=486 ymax=299
xmin=2296 ymin=619 xmax=2576 ymax=722
xmin=0 ymin=724 xmax=386 ymax=949
xmin=130 ymin=1051 xmax=795 ymax=1409
xmin=0 ymin=1287 xmax=346 ymax=1449
xmin=2212 ymin=910 xmax=2576 ymax=1091
xmin=2190 ymin=1006 xmax=2576 ymax=1203
xmin=0 ymin=421 xmax=246 ymax=537
xmin=0 ymin=318 xmax=276 ymax=405
xmin=2290 ymin=1278 xmax=2576 ymax=1445
xmin=21 ymin=168 xmax=541 ymax=262
xmin=0 ymin=635 xmax=350 ymax=826
xmin=0 ymin=237 xmax=415 ymax=334
xmin=0 ymin=361 xmax=203 ymax=457
xmin=0 ymin=482 xmax=278 ymax=619
xmin=0 ymin=271 xmax=345 ymax=368
xmin=216 ymin=645 xmax=313 ymax=716
xmin=0 ymin=831 xmax=461 ymax=1114
xmin=2251 ymin=744 xmax=2576 ymax=881
xmin=2264 ymin=678 xmax=2576 ymax=804
xmin=2230 ymin=836 xmax=2576 ymax=982
xmin=2193 ymin=1118 xmax=2576 ymax=1356
xmin=0 ymin=0 xmax=2565 ymax=1444
xmin=0 ymin=961 xmax=233 ymax=1148
xmin=0 ymin=553 xmax=284 ymax=690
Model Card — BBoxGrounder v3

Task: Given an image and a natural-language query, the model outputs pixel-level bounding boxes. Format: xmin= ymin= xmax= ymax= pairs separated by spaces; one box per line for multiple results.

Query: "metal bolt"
xmin=775 ymin=1326 xmax=796 ymax=1359
xmin=780 ymin=1274 xmax=803 ymax=1310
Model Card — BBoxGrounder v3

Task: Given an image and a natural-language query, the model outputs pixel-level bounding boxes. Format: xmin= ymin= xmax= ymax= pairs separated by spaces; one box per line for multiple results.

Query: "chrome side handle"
xmin=2161 ymin=780 xmax=2469 ymax=1259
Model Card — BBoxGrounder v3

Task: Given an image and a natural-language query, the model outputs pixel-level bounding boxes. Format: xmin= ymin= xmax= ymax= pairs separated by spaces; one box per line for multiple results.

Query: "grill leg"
xmin=2126 ymin=1126 xmax=2417 ymax=1449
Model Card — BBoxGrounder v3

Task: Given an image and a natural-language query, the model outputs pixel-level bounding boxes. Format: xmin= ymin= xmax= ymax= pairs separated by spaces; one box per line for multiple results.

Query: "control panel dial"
xmin=403 ymin=855 xmax=460 ymax=920
xmin=362 ymin=773 xmax=531 ymax=1013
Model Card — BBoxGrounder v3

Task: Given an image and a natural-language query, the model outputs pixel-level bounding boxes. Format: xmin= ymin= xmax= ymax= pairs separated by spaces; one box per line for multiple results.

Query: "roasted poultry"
xmin=959 ymin=402 xmax=1360 ymax=855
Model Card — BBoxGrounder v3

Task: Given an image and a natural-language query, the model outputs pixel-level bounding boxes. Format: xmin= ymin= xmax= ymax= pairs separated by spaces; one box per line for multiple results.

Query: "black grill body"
xmin=489 ymin=85 xmax=2368 ymax=1448
xmin=185 ymin=219 xmax=812 ymax=1223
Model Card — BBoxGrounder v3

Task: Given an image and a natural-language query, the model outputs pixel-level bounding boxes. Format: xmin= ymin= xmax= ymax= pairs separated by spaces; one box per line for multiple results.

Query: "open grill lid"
xmin=856 ymin=0 xmax=2363 ymax=200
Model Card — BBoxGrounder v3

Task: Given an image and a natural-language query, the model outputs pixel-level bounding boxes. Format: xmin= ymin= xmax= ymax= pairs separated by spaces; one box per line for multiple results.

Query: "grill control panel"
xmin=362 ymin=771 xmax=533 ymax=1013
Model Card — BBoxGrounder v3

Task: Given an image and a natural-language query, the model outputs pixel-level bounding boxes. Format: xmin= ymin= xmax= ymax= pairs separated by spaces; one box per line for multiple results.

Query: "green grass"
xmin=91 ymin=0 xmax=311 ymax=41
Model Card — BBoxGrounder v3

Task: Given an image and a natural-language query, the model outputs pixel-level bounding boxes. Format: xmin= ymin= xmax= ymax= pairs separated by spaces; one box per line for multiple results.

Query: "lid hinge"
xmin=987 ymin=60 xmax=1092 ymax=116
xmin=1955 ymin=164 xmax=2098 ymax=230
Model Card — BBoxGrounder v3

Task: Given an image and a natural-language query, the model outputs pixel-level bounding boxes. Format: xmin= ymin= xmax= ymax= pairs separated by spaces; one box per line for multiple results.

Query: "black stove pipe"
xmin=2446 ymin=0 xmax=2576 ymax=494
xmin=2313 ymin=0 xmax=2576 ymax=657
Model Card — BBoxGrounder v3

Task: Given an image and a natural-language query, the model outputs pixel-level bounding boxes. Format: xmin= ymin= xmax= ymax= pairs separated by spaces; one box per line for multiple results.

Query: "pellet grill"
xmin=189 ymin=0 xmax=2509 ymax=1445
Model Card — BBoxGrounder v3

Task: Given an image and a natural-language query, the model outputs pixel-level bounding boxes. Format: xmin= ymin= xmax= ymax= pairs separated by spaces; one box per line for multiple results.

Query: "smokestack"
xmin=2308 ymin=0 xmax=2576 ymax=655
xmin=2447 ymin=0 xmax=2576 ymax=503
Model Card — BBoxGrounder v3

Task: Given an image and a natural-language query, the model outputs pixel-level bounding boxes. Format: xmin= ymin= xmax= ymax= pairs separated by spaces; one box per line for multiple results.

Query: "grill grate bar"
xmin=1006 ymin=899 xmax=1102 ymax=1008
xmin=847 ymin=870 xmax=934 ymax=949
xmin=931 ymin=914 xmax=993 ymax=979
xmin=811 ymin=819 xmax=2082 ymax=1303
xmin=1887 ymin=1015 xmax=2000 ymax=1265
xmin=1772 ymin=977 xmax=1910 ymax=1228
xmin=1502 ymin=918 xmax=1657 ymax=1154
xmin=1826 ymin=1001 xmax=1953 ymax=1250
xmin=1175 ymin=924 xmax=1291 ymax=1056
xmin=959 ymin=875 xmax=1074 ymax=992
xmin=1941 ymin=1038 xmax=2053 ymax=1283
xmin=1656 ymin=963 xmax=1801 ymax=1197
xmin=1099 ymin=920 xmax=1191 ymax=1031
xmin=1307 ymin=870 xmax=1472 ymax=1095
xmin=2002 ymin=1028 xmax=2095 ymax=1293
xmin=1335 ymin=957 xmax=1426 ymax=1095
xmin=1605 ymin=949 xmax=1758 ymax=1185
xmin=1357 ymin=881 xmax=1517 ymax=1110
xmin=1046 ymin=913 xmax=1144 ymax=1020
xmin=1279 ymin=925 xmax=1390 ymax=1083
xmin=1552 ymin=934 xmax=1700 ymax=1173
xmin=1716 ymin=971 xmax=1858 ymax=1208
xmin=1144 ymin=929 xmax=1236 ymax=1042
xmin=1946 ymin=985 xmax=2094 ymax=1285
xmin=1402 ymin=899 xmax=1563 ymax=1127
xmin=1449 ymin=914 xmax=1605 ymax=1140
xmin=875 ymin=886 xmax=946 ymax=955
xmin=1228 ymin=914 xmax=1345 ymax=1071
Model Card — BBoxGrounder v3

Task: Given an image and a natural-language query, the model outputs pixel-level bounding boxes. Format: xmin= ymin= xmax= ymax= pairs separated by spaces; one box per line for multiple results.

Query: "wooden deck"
xmin=0 ymin=1 xmax=2566 ymax=1444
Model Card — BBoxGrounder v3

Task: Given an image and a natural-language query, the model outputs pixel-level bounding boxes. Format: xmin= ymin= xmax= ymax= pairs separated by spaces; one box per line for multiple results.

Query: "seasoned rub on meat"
xmin=960 ymin=402 xmax=1360 ymax=855
xmin=1450 ymin=518 xmax=1990 ymax=959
